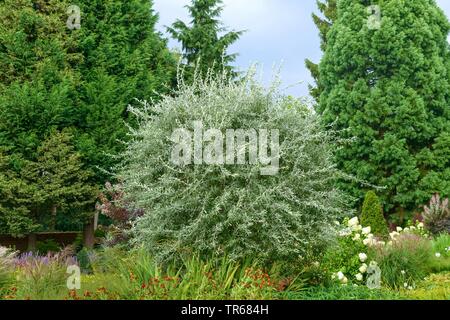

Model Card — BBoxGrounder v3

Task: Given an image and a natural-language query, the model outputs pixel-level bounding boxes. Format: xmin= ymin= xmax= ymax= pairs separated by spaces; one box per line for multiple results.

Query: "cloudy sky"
xmin=154 ymin=0 xmax=450 ymax=98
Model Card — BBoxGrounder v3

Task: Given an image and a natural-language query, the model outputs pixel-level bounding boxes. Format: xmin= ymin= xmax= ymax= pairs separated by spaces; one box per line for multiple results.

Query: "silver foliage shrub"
xmin=118 ymin=70 xmax=350 ymax=263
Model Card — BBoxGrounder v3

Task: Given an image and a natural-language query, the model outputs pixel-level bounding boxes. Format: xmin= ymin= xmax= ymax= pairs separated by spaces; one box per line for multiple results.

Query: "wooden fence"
xmin=0 ymin=232 xmax=81 ymax=252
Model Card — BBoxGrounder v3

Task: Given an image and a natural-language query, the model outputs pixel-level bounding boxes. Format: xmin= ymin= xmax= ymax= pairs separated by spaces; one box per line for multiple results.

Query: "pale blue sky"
xmin=154 ymin=0 xmax=450 ymax=98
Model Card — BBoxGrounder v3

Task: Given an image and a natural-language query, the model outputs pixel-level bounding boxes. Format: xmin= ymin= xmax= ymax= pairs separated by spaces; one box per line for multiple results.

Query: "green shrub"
xmin=118 ymin=70 xmax=351 ymax=264
xmin=403 ymin=273 xmax=450 ymax=300
xmin=432 ymin=233 xmax=450 ymax=258
xmin=371 ymin=234 xmax=433 ymax=289
xmin=77 ymin=248 xmax=94 ymax=274
xmin=361 ymin=191 xmax=389 ymax=237
xmin=322 ymin=231 xmax=367 ymax=283
xmin=428 ymin=234 xmax=450 ymax=272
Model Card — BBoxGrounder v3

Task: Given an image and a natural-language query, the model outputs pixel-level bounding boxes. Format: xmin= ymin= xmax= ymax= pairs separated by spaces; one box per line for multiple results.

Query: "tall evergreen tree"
xmin=305 ymin=0 xmax=337 ymax=102
xmin=167 ymin=0 xmax=244 ymax=77
xmin=0 ymin=130 xmax=97 ymax=236
xmin=27 ymin=130 xmax=97 ymax=231
xmin=0 ymin=0 xmax=178 ymax=233
xmin=0 ymin=0 xmax=79 ymax=159
xmin=318 ymin=0 xmax=450 ymax=218
xmin=0 ymin=151 xmax=39 ymax=236
xmin=74 ymin=0 xmax=178 ymax=181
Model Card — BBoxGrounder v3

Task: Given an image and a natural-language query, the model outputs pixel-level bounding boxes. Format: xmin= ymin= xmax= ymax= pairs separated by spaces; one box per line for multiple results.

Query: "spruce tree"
xmin=318 ymin=0 xmax=450 ymax=217
xmin=167 ymin=0 xmax=244 ymax=77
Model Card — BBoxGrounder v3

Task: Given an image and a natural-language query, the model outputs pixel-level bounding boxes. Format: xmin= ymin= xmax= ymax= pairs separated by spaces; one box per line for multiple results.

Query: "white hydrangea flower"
xmin=362 ymin=226 xmax=371 ymax=235
xmin=435 ymin=253 xmax=441 ymax=258
xmin=396 ymin=227 xmax=403 ymax=232
xmin=348 ymin=217 xmax=359 ymax=227
xmin=342 ymin=276 xmax=348 ymax=284
xmin=363 ymin=238 xmax=370 ymax=246
xmin=359 ymin=253 xmax=368 ymax=262
xmin=356 ymin=273 xmax=363 ymax=281
xmin=390 ymin=231 xmax=400 ymax=240
xmin=353 ymin=233 xmax=361 ymax=241
xmin=417 ymin=222 xmax=424 ymax=229
xmin=359 ymin=263 xmax=368 ymax=273
xmin=337 ymin=271 xmax=345 ymax=281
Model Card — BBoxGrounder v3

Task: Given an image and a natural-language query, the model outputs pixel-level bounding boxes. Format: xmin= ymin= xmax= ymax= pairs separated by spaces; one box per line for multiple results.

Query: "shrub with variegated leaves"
xmin=118 ymin=69 xmax=352 ymax=264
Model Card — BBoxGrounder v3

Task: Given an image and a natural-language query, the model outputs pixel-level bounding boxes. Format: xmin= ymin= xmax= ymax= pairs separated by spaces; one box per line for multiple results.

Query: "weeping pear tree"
xmin=118 ymin=71 xmax=351 ymax=264
xmin=318 ymin=0 xmax=450 ymax=218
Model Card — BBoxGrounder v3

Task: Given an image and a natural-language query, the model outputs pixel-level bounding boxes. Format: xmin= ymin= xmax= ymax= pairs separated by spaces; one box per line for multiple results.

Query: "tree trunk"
xmin=83 ymin=216 xmax=95 ymax=249
xmin=399 ymin=207 xmax=405 ymax=225
xmin=51 ymin=204 xmax=57 ymax=231
xmin=27 ymin=233 xmax=37 ymax=252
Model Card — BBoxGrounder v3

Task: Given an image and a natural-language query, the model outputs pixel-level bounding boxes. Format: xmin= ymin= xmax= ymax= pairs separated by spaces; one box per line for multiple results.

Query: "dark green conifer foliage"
xmin=0 ymin=0 xmax=177 ymax=232
xmin=74 ymin=0 xmax=178 ymax=180
xmin=0 ymin=0 xmax=79 ymax=158
xmin=318 ymin=0 xmax=450 ymax=215
xmin=0 ymin=151 xmax=39 ymax=236
xmin=361 ymin=191 xmax=389 ymax=237
xmin=27 ymin=130 xmax=98 ymax=231
xmin=305 ymin=0 xmax=337 ymax=102
xmin=167 ymin=0 xmax=244 ymax=77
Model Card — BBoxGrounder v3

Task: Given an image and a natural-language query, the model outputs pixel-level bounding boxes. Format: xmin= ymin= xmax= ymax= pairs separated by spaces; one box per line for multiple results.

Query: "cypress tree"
xmin=167 ymin=0 xmax=244 ymax=77
xmin=74 ymin=0 xmax=178 ymax=181
xmin=0 ymin=0 xmax=177 ymax=233
xmin=27 ymin=130 xmax=97 ymax=231
xmin=361 ymin=191 xmax=389 ymax=237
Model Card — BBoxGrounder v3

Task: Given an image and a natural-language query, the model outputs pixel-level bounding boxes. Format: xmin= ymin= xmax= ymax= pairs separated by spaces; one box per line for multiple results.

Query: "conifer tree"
xmin=305 ymin=0 xmax=337 ymax=101
xmin=167 ymin=0 xmax=244 ymax=77
xmin=73 ymin=0 xmax=178 ymax=180
xmin=0 ymin=151 xmax=39 ymax=236
xmin=0 ymin=0 xmax=79 ymax=158
xmin=27 ymin=130 xmax=98 ymax=231
xmin=361 ymin=191 xmax=389 ymax=237
xmin=0 ymin=0 xmax=177 ymax=234
xmin=318 ymin=0 xmax=450 ymax=216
